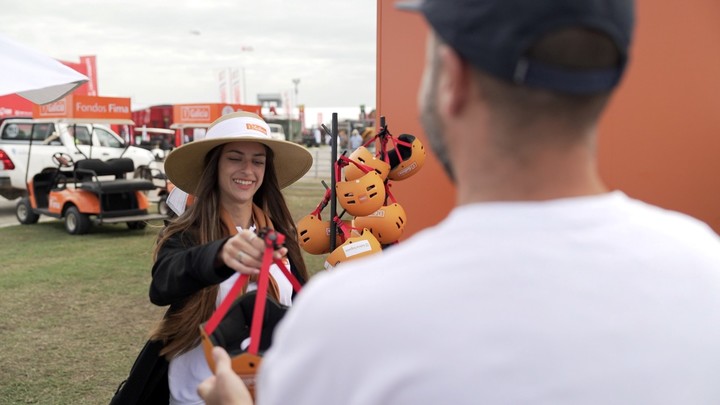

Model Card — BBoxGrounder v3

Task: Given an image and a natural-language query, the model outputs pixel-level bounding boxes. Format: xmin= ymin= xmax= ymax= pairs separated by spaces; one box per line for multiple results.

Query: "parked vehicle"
xmin=16 ymin=152 xmax=168 ymax=234
xmin=0 ymin=117 xmax=156 ymax=200
xmin=268 ymin=123 xmax=286 ymax=141
xmin=134 ymin=127 xmax=176 ymax=161
xmin=302 ymin=126 xmax=322 ymax=147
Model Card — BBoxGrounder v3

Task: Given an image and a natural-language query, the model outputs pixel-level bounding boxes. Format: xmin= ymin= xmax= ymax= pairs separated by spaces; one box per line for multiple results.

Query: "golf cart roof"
xmin=169 ymin=123 xmax=211 ymax=129
xmin=134 ymin=127 xmax=175 ymax=134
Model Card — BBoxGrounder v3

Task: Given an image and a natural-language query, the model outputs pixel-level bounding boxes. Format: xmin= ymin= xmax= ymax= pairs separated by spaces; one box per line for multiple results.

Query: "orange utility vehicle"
xmin=16 ymin=151 xmax=168 ymax=234
xmin=15 ymin=95 xmax=169 ymax=234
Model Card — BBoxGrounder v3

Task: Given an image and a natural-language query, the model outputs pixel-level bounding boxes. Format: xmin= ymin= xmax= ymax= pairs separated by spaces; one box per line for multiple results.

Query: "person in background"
xmin=312 ymin=126 xmax=321 ymax=147
xmin=349 ymin=128 xmax=363 ymax=151
xmin=338 ymin=128 xmax=349 ymax=152
xmin=147 ymin=111 xmax=313 ymax=405
xmin=199 ymin=0 xmax=720 ymax=404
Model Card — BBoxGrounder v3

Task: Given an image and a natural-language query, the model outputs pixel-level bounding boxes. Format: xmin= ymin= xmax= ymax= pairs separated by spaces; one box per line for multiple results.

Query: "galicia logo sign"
xmin=40 ymin=100 xmax=67 ymax=115
xmin=181 ymin=106 xmax=211 ymax=120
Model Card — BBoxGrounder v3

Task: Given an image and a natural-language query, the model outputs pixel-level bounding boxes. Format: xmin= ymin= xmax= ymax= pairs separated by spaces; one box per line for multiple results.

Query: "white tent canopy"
xmin=0 ymin=33 xmax=89 ymax=105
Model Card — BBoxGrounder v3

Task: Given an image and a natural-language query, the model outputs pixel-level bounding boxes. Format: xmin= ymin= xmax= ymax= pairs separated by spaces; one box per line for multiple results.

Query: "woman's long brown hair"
xmin=151 ymin=145 xmax=308 ymax=358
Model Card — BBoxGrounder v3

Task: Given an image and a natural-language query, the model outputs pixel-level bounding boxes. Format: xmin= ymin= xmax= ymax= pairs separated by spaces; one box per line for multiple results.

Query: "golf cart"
xmin=134 ymin=126 xmax=176 ymax=161
xmin=15 ymin=98 xmax=170 ymax=234
xmin=16 ymin=151 xmax=168 ymax=234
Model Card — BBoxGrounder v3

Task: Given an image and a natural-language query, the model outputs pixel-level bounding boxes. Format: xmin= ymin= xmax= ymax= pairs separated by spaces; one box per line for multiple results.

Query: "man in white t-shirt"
xmin=198 ymin=0 xmax=720 ymax=403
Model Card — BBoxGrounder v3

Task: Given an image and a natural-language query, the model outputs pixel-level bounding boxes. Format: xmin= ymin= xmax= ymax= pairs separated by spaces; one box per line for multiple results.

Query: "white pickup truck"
xmin=0 ymin=117 xmax=156 ymax=200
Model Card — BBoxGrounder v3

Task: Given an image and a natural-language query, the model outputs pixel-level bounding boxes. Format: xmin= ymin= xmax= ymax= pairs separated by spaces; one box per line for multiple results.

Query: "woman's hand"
xmin=219 ymin=230 xmax=288 ymax=275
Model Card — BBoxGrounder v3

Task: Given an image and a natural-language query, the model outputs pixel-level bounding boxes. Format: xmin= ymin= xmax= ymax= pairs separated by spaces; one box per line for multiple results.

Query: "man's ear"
xmin=437 ymin=45 xmax=471 ymax=117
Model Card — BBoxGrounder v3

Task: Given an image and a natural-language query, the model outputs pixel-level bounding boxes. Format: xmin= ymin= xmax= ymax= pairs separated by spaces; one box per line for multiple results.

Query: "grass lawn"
xmin=0 ymin=178 xmax=329 ymax=405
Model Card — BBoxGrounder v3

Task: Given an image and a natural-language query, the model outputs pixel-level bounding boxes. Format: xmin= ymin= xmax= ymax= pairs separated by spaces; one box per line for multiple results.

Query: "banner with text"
xmin=172 ymin=103 xmax=263 ymax=126
xmin=32 ymin=95 xmax=131 ymax=121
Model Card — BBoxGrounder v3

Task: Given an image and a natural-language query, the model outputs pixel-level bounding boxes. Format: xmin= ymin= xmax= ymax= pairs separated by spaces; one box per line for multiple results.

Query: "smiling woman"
xmin=218 ymin=142 xmax=267 ymax=210
xmin=110 ymin=111 xmax=314 ymax=404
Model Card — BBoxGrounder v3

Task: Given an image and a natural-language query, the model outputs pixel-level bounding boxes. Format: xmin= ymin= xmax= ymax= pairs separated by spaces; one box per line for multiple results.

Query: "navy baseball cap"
xmin=396 ymin=0 xmax=634 ymax=94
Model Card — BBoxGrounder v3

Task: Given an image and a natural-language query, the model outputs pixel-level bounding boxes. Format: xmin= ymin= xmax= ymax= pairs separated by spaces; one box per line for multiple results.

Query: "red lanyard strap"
xmin=272 ymin=256 xmax=303 ymax=292
xmin=204 ymin=273 xmax=250 ymax=336
xmin=311 ymin=187 xmax=333 ymax=218
xmin=204 ymin=229 xmax=303 ymax=356
xmin=335 ymin=155 xmax=376 ymax=180
xmin=247 ymin=243 xmax=273 ymax=354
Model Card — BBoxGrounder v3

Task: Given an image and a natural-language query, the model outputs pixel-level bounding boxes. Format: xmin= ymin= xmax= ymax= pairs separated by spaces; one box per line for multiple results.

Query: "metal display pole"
xmin=379 ymin=116 xmax=388 ymax=206
xmin=329 ymin=113 xmax=339 ymax=251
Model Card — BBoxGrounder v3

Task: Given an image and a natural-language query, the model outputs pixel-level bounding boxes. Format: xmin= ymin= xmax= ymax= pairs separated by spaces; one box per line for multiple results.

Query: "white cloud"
xmin=0 ymin=0 xmax=376 ymax=109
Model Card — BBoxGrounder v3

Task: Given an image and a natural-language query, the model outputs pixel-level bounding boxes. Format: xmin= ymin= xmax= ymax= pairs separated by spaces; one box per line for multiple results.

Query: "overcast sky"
xmin=1 ymin=0 xmax=377 ymax=112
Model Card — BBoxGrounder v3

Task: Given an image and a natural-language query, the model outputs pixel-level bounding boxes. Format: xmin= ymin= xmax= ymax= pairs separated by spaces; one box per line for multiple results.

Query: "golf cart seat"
xmin=30 ymin=171 xmax=57 ymax=209
xmin=74 ymin=158 xmax=156 ymax=194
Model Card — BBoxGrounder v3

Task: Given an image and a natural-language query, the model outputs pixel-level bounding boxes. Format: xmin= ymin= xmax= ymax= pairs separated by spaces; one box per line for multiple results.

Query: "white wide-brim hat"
xmin=164 ymin=111 xmax=313 ymax=194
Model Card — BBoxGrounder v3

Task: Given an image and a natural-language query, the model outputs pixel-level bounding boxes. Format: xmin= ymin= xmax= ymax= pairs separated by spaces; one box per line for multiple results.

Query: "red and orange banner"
xmin=172 ymin=103 xmax=263 ymax=126
xmin=32 ymin=95 xmax=131 ymax=121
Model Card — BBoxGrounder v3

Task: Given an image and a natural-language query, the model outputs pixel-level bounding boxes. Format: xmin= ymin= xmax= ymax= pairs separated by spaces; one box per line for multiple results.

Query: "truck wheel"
xmin=16 ymin=197 xmax=40 ymax=224
xmin=127 ymin=221 xmax=147 ymax=230
xmin=65 ymin=206 xmax=90 ymax=235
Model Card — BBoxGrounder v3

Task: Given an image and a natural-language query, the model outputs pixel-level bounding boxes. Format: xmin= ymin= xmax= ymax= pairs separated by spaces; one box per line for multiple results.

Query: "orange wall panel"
xmin=378 ymin=0 xmax=720 ymax=235
xmin=597 ymin=0 xmax=720 ymax=230
xmin=377 ymin=0 xmax=455 ymax=239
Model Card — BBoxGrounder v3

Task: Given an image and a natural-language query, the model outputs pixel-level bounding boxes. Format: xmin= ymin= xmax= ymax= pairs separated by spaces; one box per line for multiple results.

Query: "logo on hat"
xmin=246 ymin=123 xmax=268 ymax=135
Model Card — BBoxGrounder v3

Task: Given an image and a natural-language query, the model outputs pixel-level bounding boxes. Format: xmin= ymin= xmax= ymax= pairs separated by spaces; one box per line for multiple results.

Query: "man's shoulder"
xmin=621 ymin=196 xmax=719 ymax=242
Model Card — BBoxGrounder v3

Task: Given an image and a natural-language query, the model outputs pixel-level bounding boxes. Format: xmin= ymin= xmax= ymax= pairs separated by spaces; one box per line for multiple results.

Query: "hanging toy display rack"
xmin=298 ymin=114 xmax=424 ymax=269
xmin=360 ymin=116 xmax=426 ymax=182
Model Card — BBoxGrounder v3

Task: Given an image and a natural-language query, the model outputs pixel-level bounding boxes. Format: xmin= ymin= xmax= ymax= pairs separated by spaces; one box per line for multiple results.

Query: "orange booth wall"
xmin=377 ymin=0 xmax=720 ymax=237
